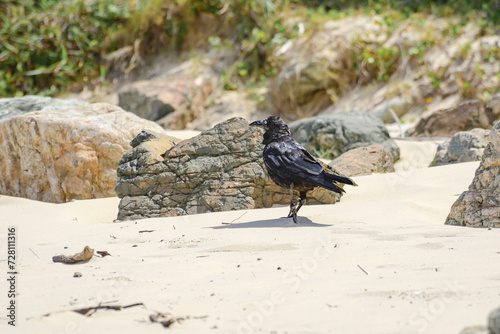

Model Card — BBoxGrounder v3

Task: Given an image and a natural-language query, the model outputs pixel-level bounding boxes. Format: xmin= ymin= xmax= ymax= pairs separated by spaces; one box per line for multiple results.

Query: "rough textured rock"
xmin=115 ymin=117 xmax=348 ymax=220
xmin=0 ymin=103 xmax=166 ymax=203
xmin=329 ymin=144 xmax=395 ymax=176
xmin=271 ymin=15 xmax=500 ymax=123
xmin=460 ymin=306 xmax=500 ymax=334
xmin=489 ymin=306 xmax=500 ymax=334
xmin=485 ymin=93 xmax=500 ymax=121
xmin=187 ymin=90 xmax=267 ymax=131
xmin=459 ymin=326 xmax=488 ymax=334
xmin=0 ymin=95 xmax=89 ymax=120
xmin=410 ymin=100 xmax=493 ymax=138
xmin=445 ymin=122 xmax=500 ymax=227
xmin=271 ymin=16 xmax=388 ymax=118
xmin=118 ymin=60 xmax=215 ymax=129
xmin=289 ymin=111 xmax=400 ymax=161
xmin=431 ymin=128 xmax=490 ymax=166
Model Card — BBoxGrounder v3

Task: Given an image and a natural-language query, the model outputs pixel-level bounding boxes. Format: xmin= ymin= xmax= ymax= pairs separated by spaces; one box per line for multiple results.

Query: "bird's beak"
xmin=250 ymin=120 xmax=265 ymax=127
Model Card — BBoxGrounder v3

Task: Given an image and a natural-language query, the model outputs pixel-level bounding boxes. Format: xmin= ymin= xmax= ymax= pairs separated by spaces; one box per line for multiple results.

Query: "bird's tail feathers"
xmin=311 ymin=172 xmax=354 ymax=194
xmin=325 ymin=172 xmax=354 ymax=186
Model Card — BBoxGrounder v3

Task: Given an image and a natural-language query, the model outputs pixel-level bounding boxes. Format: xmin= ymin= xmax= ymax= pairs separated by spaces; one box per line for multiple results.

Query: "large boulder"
xmin=0 ymin=103 xmax=165 ymax=203
xmin=187 ymin=90 xmax=267 ymax=131
xmin=431 ymin=128 xmax=490 ymax=166
xmin=410 ymin=100 xmax=493 ymax=138
xmin=118 ymin=60 xmax=216 ymax=129
xmin=115 ymin=117 xmax=348 ymax=220
xmin=289 ymin=111 xmax=400 ymax=161
xmin=329 ymin=144 xmax=395 ymax=177
xmin=490 ymin=306 xmax=500 ymax=334
xmin=0 ymin=95 xmax=89 ymax=120
xmin=445 ymin=122 xmax=500 ymax=227
xmin=270 ymin=16 xmax=388 ymax=118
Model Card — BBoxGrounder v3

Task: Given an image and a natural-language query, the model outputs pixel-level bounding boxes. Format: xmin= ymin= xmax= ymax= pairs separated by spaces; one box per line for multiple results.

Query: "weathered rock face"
xmin=431 ymin=128 xmax=490 ymax=166
xmin=187 ymin=90 xmax=267 ymax=131
xmin=0 ymin=95 xmax=89 ymax=120
xmin=271 ymin=17 xmax=388 ymax=118
xmin=118 ymin=60 xmax=215 ymax=129
xmin=115 ymin=117 xmax=347 ymax=220
xmin=271 ymin=16 xmax=500 ymax=124
xmin=0 ymin=103 xmax=165 ymax=203
xmin=329 ymin=144 xmax=395 ymax=177
xmin=410 ymin=100 xmax=493 ymax=138
xmin=489 ymin=306 xmax=500 ymax=334
xmin=289 ymin=111 xmax=400 ymax=161
xmin=445 ymin=122 xmax=500 ymax=227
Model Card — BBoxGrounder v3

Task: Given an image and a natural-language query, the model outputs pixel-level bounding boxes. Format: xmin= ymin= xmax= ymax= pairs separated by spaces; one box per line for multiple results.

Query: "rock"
xmin=460 ymin=306 xmax=500 ymax=334
xmin=0 ymin=95 xmax=89 ymax=120
xmin=187 ymin=90 xmax=267 ymax=131
xmin=115 ymin=117 xmax=348 ymax=220
xmin=370 ymin=97 xmax=411 ymax=123
xmin=489 ymin=306 xmax=500 ymax=334
xmin=288 ymin=111 xmax=400 ymax=161
xmin=329 ymin=144 xmax=395 ymax=176
xmin=270 ymin=16 xmax=388 ymax=118
xmin=0 ymin=103 xmax=166 ymax=203
xmin=485 ymin=93 xmax=500 ymax=121
xmin=445 ymin=122 xmax=500 ymax=227
xmin=431 ymin=128 xmax=490 ymax=166
xmin=459 ymin=326 xmax=488 ymax=334
xmin=118 ymin=77 xmax=193 ymax=121
xmin=118 ymin=60 xmax=215 ymax=129
xmin=410 ymin=100 xmax=492 ymax=138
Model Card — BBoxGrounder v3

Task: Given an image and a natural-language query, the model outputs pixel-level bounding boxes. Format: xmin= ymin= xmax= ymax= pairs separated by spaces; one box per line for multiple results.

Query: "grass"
xmin=0 ymin=0 xmax=499 ymax=98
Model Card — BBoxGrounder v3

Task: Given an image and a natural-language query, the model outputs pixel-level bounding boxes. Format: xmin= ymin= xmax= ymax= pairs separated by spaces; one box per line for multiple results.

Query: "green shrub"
xmin=0 ymin=0 xmax=130 ymax=96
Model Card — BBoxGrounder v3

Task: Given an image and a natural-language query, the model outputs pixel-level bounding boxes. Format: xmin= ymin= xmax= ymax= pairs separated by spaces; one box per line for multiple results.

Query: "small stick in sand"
xmin=357 ymin=264 xmax=370 ymax=275
xmin=222 ymin=211 xmax=247 ymax=225
xmin=29 ymin=248 xmax=40 ymax=260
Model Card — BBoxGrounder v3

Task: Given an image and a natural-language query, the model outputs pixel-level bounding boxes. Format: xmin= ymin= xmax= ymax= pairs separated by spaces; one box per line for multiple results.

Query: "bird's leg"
xmin=295 ymin=191 xmax=307 ymax=216
xmin=287 ymin=183 xmax=297 ymax=218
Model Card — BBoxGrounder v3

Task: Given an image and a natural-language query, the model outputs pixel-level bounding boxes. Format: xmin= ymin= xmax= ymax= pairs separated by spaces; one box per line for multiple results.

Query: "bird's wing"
xmin=263 ymin=140 xmax=324 ymax=177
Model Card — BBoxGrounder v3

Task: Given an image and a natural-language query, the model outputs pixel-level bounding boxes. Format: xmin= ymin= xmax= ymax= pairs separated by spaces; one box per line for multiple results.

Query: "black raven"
xmin=250 ymin=116 xmax=354 ymax=223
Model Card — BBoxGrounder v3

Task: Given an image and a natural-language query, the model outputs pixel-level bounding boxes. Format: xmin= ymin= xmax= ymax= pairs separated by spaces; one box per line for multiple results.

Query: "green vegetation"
xmin=1 ymin=0 xmax=499 ymax=97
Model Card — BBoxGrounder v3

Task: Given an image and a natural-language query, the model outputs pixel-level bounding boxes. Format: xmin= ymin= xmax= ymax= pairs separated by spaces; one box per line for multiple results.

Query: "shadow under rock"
xmin=210 ymin=216 xmax=331 ymax=229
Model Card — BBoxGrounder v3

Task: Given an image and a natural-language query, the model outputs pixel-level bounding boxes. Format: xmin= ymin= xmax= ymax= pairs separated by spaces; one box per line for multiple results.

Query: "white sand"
xmin=1 ymin=160 xmax=499 ymax=333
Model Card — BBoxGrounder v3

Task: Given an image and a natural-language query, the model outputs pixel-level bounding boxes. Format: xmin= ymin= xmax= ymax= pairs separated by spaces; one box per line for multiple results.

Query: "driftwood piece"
xmin=150 ymin=312 xmax=185 ymax=328
xmin=52 ymin=246 xmax=94 ymax=264
xmin=74 ymin=303 xmax=144 ymax=316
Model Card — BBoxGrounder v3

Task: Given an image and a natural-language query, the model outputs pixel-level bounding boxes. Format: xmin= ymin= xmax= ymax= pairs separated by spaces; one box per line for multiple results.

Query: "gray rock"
xmin=115 ymin=117 xmax=348 ymax=220
xmin=445 ymin=122 xmax=500 ymax=227
xmin=459 ymin=326 xmax=488 ymax=334
xmin=289 ymin=111 xmax=400 ymax=161
xmin=460 ymin=306 xmax=500 ymax=334
xmin=370 ymin=97 xmax=410 ymax=123
xmin=187 ymin=91 xmax=267 ymax=131
xmin=118 ymin=60 xmax=216 ymax=128
xmin=0 ymin=95 xmax=89 ymax=120
xmin=489 ymin=306 xmax=500 ymax=334
xmin=431 ymin=128 xmax=490 ymax=166
xmin=485 ymin=93 xmax=500 ymax=122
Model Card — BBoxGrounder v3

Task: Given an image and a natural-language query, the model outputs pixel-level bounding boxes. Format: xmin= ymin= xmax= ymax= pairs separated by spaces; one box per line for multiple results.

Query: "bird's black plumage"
xmin=250 ymin=116 xmax=354 ymax=223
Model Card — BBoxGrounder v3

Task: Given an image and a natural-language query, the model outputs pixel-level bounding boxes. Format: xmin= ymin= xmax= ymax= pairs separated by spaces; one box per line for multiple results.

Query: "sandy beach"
xmin=1 ymin=141 xmax=499 ymax=334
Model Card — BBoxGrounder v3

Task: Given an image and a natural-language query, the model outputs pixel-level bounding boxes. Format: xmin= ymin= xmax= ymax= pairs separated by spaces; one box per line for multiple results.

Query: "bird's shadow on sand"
xmin=210 ymin=217 xmax=331 ymax=229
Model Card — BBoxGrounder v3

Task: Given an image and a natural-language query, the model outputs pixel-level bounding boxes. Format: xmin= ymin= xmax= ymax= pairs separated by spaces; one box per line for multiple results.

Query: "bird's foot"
xmin=287 ymin=203 xmax=297 ymax=218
